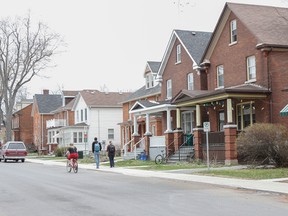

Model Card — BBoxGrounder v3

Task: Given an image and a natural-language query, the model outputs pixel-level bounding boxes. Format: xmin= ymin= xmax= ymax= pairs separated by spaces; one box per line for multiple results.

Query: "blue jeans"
xmin=94 ymin=152 xmax=100 ymax=168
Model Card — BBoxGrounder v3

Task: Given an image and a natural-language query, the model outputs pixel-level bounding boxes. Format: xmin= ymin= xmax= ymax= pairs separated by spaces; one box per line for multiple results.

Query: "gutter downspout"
xmin=263 ymin=48 xmax=272 ymax=123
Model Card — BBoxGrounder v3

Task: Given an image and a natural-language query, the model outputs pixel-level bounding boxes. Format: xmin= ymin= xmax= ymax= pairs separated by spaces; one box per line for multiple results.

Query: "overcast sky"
xmin=0 ymin=0 xmax=287 ymax=97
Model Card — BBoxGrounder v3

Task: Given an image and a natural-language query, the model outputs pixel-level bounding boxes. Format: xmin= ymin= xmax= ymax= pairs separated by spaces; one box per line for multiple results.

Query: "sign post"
xmin=203 ymin=122 xmax=210 ymax=170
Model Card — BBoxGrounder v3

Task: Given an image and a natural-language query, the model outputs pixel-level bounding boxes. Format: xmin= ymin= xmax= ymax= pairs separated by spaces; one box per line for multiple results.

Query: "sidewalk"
xmin=26 ymin=158 xmax=288 ymax=195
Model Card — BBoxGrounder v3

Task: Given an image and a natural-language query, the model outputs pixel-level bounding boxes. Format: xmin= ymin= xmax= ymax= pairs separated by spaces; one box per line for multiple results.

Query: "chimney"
xmin=43 ymin=89 xmax=49 ymax=95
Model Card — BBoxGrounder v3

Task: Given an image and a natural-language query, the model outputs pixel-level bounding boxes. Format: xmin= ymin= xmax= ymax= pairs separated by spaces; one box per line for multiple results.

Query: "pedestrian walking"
xmin=92 ymin=137 xmax=102 ymax=168
xmin=107 ymin=141 xmax=116 ymax=168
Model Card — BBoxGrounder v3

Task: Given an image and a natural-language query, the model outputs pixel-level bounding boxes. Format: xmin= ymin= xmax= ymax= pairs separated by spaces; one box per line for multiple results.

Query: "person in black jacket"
xmin=106 ymin=141 xmax=115 ymax=168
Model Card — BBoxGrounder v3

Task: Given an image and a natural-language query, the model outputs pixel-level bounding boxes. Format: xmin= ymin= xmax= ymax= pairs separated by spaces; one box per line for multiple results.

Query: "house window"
xmin=84 ymin=108 xmax=87 ymax=121
xmin=73 ymin=132 xmax=78 ymax=143
xmin=230 ymin=19 xmax=237 ymax=43
xmin=237 ymin=102 xmax=255 ymax=130
xmin=81 ymin=109 xmax=83 ymax=122
xmin=145 ymin=73 xmax=154 ymax=89
xmin=247 ymin=55 xmax=256 ymax=81
xmin=187 ymin=73 xmax=194 ymax=90
xmin=218 ymin=110 xmax=225 ymax=131
xmin=166 ymin=79 xmax=172 ymax=99
xmin=108 ymin=129 xmax=114 ymax=140
xmin=217 ymin=65 xmax=224 ymax=88
xmin=181 ymin=111 xmax=194 ymax=134
xmin=176 ymin=44 xmax=181 ymax=63
xmin=151 ymin=125 xmax=156 ymax=135
xmin=78 ymin=132 xmax=83 ymax=143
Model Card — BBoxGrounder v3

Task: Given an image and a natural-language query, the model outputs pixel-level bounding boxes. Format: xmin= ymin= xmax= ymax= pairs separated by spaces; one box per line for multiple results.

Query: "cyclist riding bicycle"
xmin=66 ymin=143 xmax=79 ymax=164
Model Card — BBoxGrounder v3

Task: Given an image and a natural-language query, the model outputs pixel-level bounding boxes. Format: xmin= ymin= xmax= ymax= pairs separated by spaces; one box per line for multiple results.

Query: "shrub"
xmin=54 ymin=147 xmax=67 ymax=157
xmin=236 ymin=123 xmax=288 ymax=167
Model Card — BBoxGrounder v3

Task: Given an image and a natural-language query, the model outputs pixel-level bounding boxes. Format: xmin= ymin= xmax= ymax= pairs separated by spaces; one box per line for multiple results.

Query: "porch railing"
xmin=133 ymin=137 xmax=145 ymax=160
xmin=123 ymin=138 xmax=134 ymax=156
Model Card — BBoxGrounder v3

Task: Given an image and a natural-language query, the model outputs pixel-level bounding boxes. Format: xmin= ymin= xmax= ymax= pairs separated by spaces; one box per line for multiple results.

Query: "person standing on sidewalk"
xmin=107 ymin=141 xmax=115 ymax=168
xmin=92 ymin=137 xmax=102 ymax=169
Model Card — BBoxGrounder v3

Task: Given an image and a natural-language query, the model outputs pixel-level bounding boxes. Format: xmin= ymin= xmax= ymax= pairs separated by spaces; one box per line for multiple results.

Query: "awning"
xmin=280 ymin=104 xmax=288 ymax=116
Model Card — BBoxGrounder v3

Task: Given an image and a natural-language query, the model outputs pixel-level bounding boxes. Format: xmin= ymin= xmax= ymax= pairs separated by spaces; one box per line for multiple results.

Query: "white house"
xmin=70 ymin=90 xmax=131 ymax=153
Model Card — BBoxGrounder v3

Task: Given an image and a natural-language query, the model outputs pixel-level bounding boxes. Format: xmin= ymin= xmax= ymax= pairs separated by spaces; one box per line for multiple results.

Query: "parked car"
xmin=0 ymin=141 xmax=27 ymax=163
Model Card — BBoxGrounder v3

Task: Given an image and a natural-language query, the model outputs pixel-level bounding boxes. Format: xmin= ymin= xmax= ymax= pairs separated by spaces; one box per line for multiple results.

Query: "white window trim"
xmin=187 ymin=73 xmax=194 ymax=90
xmin=217 ymin=65 xmax=224 ymax=88
xmin=230 ymin=19 xmax=237 ymax=44
xmin=166 ymin=79 xmax=172 ymax=99
xmin=246 ymin=55 xmax=256 ymax=82
xmin=176 ymin=44 xmax=181 ymax=64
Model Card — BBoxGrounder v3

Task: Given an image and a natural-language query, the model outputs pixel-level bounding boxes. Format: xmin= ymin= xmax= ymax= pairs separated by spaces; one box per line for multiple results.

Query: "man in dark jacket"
xmin=106 ymin=141 xmax=115 ymax=168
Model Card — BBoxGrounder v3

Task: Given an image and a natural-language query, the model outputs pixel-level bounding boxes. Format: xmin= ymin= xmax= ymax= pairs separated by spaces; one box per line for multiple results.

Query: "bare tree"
xmin=0 ymin=14 xmax=63 ymax=141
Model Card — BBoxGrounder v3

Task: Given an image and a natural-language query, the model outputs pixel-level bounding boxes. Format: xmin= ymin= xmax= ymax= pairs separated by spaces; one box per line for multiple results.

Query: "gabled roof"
xmin=203 ymin=2 xmax=288 ymax=61
xmin=172 ymin=83 xmax=271 ymax=106
xmin=73 ymin=90 xmax=132 ymax=109
xmin=145 ymin=61 xmax=161 ymax=75
xmin=157 ymin=29 xmax=212 ymax=77
xmin=227 ymin=3 xmax=288 ymax=48
xmin=121 ymin=84 xmax=161 ymax=104
xmin=33 ymin=94 xmax=62 ymax=114
xmin=52 ymin=97 xmax=76 ymax=113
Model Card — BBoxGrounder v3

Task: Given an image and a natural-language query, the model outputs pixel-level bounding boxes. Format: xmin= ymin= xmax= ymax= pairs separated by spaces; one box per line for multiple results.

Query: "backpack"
xmin=109 ymin=145 xmax=115 ymax=153
xmin=94 ymin=143 xmax=100 ymax=152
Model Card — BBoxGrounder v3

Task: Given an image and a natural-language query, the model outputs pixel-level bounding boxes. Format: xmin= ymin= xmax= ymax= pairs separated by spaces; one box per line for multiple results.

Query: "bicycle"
xmin=155 ymin=150 xmax=167 ymax=164
xmin=66 ymin=158 xmax=78 ymax=173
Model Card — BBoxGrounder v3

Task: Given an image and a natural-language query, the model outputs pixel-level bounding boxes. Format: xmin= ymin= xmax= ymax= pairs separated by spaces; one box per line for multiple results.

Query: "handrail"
xmin=123 ymin=138 xmax=134 ymax=156
xmin=133 ymin=137 xmax=145 ymax=160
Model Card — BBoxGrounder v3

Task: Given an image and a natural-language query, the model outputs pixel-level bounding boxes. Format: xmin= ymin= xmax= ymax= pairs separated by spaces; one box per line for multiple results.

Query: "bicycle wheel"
xmin=66 ymin=160 xmax=72 ymax=173
xmin=155 ymin=154 xmax=164 ymax=164
xmin=73 ymin=161 xmax=78 ymax=173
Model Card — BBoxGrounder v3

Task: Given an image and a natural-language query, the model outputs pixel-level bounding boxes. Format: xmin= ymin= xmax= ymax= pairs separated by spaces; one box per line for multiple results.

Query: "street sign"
xmin=203 ymin=122 xmax=210 ymax=132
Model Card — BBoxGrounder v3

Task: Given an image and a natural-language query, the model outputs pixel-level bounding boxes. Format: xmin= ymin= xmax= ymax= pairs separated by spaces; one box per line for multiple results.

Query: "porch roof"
xmin=129 ymin=100 xmax=175 ymax=114
xmin=280 ymin=104 xmax=288 ymax=117
xmin=171 ymin=84 xmax=271 ymax=106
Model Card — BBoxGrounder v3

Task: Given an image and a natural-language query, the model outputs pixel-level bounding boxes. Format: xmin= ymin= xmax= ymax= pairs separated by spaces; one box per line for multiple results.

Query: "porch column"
xmin=196 ymin=104 xmax=201 ymax=127
xmin=193 ymin=128 xmax=203 ymax=160
xmin=144 ymin=133 xmax=152 ymax=158
xmin=165 ymin=131 xmax=174 ymax=157
xmin=144 ymin=113 xmax=152 ymax=135
xmin=227 ymin=98 xmax=233 ymax=123
xmin=224 ymin=124 xmax=238 ymax=165
xmin=165 ymin=109 xmax=172 ymax=133
xmin=176 ymin=108 xmax=181 ymax=129
xmin=132 ymin=115 xmax=139 ymax=136
xmin=173 ymin=130 xmax=183 ymax=151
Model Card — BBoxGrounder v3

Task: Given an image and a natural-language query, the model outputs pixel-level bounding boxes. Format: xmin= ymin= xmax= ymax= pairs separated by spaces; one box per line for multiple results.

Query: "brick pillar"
xmin=224 ymin=124 xmax=238 ymax=165
xmin=144 ymin=134 xmax=152 ymax=157
xmin=193 ymin=128 xmax=203 ymax=160
xmin=132 ymin=135 xmax=140 ymax=152
xmin=173 ymin=130 xmax=183 ymax=151
xmin=165 ymin=132 xmax=174 ymax=156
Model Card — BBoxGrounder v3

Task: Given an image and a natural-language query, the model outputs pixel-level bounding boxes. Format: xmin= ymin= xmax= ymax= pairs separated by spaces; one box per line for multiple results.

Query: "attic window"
xmin=176 ymin=44 xmax=181 ymax=64
xmin=145 ymin=73 xmax=154 ymax=89
xmin=230 ymin=19 xmax=237 ymax=44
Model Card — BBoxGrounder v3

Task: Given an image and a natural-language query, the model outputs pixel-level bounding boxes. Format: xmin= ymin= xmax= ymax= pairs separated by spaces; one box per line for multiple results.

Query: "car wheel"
xmin=4 ymin=158 xmax=7 ymax=162
xmin=16 ymin=159 xmax=19 ymax=162
xmin=22 ymin=159 xmax=25 ymax=163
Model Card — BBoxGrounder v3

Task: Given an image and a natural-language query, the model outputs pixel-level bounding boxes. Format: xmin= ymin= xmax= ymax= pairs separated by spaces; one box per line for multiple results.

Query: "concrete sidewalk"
xmin=26 ymin=158 xmax=288 ymax=195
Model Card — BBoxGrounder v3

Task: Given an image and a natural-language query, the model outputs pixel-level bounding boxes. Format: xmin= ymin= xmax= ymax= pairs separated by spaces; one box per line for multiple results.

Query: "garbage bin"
xmin=78 ymin=151 xmax=83 ymax=159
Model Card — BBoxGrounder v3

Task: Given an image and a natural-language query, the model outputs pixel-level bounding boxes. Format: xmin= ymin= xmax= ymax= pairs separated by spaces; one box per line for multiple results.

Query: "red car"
xmin=0 ymin=141 xmax=27 ymax=163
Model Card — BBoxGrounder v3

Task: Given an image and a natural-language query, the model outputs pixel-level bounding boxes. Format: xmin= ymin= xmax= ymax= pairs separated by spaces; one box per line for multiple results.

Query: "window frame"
xmin=166 ymin=79 xmax=172 ymax=99
xmin=216 ymin=65 xmax=224 ymax=88
xmin=108 ymin=128 xmax=114 ymax=140
xmin=246 ymin=55 xmax=256 ymax=82
xmin=187 ymin=73 xmax=194 ymax=90
xmin=230 ymin=19 xmax=237 ymax=44
xmin=176 ymin=44 xmax=181 ymax=63
xmin=236 ymin=102 xmax=255 ymax=130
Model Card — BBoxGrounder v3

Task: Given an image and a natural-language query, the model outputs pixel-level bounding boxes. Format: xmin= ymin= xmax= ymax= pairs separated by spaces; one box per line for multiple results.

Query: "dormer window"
xmin=230 ymin=20 xmax=237 ymax=44
xmin=145 ymin=73 xmax=154 ymax=89
xmin=176 ymin=44 xmax=181 ymax=63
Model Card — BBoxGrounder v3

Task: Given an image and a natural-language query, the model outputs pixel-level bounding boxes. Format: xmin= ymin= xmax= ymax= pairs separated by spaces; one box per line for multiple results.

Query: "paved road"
xmin=0 ymin=161 xmax=288 ymax=216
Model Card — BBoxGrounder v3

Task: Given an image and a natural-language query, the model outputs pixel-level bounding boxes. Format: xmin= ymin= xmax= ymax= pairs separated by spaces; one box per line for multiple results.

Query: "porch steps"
xmin=168 ymin=146 xmax=194 ymax=162
xmin=123 ymin=148 xmax=144 ymax=160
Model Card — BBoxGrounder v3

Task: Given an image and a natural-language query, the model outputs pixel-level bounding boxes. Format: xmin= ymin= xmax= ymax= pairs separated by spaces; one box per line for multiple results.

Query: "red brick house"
xmin=123 ymin=30 xmax=212 ymax=160
xmin=12 ymin=102 xmax=34 ymax=149
xmin=172 ymin=3 xmax=288 ymax=164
